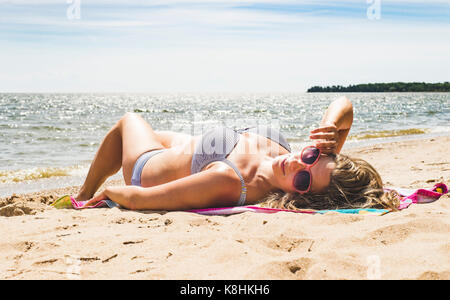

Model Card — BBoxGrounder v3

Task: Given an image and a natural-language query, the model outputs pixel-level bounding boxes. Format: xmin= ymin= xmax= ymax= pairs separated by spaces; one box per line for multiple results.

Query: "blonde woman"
xmin=78 ymin=96 xmax=398 ymax=211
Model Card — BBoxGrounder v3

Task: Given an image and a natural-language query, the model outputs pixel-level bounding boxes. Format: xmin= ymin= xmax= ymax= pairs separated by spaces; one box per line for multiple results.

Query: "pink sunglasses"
xmin=292 ymin=146 xmax=321 ymax=194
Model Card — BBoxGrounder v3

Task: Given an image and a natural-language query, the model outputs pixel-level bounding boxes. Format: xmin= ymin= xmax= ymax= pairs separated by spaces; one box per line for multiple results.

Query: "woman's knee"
xmin=120 ymin=112 xmax=140 ymax=124
xmin=117 ymin=112 xmax=146 ymax=131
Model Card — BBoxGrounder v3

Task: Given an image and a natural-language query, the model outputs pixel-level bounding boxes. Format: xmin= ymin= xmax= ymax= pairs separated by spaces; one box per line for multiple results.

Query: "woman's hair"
xmin=260 ymin=154 xmax=400 ymax=211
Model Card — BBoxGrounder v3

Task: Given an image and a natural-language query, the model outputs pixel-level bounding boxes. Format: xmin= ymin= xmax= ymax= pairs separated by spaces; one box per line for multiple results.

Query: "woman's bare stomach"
xmin=139 ymin=134 xmax=199 ymax=188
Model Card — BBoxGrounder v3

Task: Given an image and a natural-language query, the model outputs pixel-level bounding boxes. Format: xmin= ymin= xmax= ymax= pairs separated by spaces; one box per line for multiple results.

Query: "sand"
xmin=1 ymin=136 xmax=449 ymax=280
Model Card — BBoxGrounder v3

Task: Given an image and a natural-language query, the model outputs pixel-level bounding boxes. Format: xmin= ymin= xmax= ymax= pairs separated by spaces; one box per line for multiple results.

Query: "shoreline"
xmin=1 ymin=135 xmax=449 ymax=279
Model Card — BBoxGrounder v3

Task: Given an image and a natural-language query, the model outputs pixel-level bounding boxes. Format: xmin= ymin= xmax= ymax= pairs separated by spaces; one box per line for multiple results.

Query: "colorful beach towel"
xmin=51 ymin=183 xmax=447 ymax=216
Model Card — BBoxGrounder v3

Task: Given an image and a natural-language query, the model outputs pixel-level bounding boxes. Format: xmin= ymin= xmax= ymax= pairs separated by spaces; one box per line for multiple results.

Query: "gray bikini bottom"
xmin=103 ymin=148 xmax=166 ymax=209
xmin=131 ymin=148 xmax=166 ymax=187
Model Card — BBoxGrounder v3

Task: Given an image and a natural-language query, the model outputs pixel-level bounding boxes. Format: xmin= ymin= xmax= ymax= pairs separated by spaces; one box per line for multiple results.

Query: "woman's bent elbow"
xmin=337 ymin=95 xmax=352 ymax=106
xmin=105 ymin=186 xmax=140 ymax=210
xmin=125 ymin=187 xmax=143 ymax=210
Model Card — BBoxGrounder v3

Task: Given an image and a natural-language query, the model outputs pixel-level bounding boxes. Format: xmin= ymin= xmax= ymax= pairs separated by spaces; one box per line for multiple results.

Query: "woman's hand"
xmin=310 ymin=97 xmax=353 ymax=154
xmin=309 ymin=124 xmax=339 ymax=155
xmin=81 ymin=186 xmax=138 ymax=209
xmin=81 ymin=190 xmax=109 ymax=208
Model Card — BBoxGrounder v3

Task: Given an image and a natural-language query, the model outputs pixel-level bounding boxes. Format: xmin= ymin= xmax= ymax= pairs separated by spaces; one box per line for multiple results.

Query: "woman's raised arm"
xmin=309 ymin=96 xmax=353 ymax=154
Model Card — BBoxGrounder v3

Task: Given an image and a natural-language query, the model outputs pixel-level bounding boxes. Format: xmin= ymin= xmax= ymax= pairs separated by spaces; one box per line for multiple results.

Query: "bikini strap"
xmin=236 ymin=125 xmax=291 ymax=152
xmin=221 ymin=159 xmax=247 ymax=206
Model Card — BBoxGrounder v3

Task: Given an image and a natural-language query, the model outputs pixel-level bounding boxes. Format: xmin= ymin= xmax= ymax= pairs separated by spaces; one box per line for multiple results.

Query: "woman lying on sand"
xmin=78 ymin=96 xmax=398 ymax=211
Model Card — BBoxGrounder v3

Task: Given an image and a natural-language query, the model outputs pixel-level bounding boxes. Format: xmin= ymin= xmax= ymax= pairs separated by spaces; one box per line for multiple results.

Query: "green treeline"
xmin=307 ymin=82 xmax=450 ymax=92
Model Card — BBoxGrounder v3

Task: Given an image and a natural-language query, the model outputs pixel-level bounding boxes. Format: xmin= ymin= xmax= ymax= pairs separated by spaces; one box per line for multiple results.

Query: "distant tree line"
xmin=307 ymin=82 xmax=450 ymax=92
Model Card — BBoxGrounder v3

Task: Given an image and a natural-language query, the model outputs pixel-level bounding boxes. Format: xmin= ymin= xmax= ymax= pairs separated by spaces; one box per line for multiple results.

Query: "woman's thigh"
xmin=154 ymin=130 xmax=194 ymax=148
xmin=120 ymin=113 xmax=165 ymax=184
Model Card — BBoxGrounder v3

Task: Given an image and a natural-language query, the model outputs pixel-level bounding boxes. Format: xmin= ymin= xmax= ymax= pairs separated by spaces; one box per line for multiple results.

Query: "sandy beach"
xmin=1 ymin=136 xmax=449 ymax=280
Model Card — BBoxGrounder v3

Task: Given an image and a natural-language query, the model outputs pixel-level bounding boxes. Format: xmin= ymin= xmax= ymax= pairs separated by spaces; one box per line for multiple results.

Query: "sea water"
xmin=0 ymin=92 xmax=449 ymax=196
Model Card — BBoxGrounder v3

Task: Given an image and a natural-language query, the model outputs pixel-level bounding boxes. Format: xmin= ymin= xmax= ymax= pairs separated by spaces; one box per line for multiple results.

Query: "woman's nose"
xmin=290 ymin=159 xmax=306 ymax=172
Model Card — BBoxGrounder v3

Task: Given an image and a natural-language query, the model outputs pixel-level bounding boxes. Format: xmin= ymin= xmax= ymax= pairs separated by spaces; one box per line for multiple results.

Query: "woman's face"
xmin=272 ymin=148 xmax=336 ymax=194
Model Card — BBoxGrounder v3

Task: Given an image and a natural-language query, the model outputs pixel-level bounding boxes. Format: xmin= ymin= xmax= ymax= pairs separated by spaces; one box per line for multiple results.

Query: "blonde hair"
xmin=260 ymin=154 xmax=400 ymax=211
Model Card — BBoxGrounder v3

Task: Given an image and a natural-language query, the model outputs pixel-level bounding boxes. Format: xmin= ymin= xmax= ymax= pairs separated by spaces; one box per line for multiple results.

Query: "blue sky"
xmin=0 ymin=0 xmax=449 ymax=92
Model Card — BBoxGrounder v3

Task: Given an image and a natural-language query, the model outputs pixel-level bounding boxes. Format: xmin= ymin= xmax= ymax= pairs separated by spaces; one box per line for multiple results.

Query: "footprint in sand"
xmin=264 ymin=235 xmax=314 ymax=253
xmin=362 ymin=218 xmax=450 ymax=246
xmin=244 ymin=257 xmax=312 ymax=280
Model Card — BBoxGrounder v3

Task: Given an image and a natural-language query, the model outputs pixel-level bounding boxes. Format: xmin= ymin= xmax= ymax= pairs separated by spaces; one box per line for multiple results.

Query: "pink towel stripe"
xmin=66 ymin=183 xmax=447 ymax=215
xmin=396 ymin=183 xmax=447 ymax=210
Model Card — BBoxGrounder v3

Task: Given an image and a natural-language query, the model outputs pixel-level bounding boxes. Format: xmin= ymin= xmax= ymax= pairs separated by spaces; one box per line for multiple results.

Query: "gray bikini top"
xmin=190 ymin=125 xmax=291 ymax=206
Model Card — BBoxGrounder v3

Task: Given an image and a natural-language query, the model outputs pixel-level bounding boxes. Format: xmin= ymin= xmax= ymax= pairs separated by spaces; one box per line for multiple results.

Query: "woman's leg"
xmin=154 ymin=130 xmax=194 ymax=148
xmin=76 ymin=113 xmax=165 ymax=201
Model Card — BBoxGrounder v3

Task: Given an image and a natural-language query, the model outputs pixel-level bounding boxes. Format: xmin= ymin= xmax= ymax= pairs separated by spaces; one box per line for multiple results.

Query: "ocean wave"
xmin=0 ymin=165 xmax=88 ymax=184
xmin=349 ymin=128 xmax=429 ymax=140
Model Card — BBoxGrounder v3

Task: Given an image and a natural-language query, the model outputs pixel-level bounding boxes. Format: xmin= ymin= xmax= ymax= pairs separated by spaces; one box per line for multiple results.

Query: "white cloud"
xmin=0 ymin=0 xmax=449 ymax=92
xmin=1 ymin=19 xmax=449 ymax=92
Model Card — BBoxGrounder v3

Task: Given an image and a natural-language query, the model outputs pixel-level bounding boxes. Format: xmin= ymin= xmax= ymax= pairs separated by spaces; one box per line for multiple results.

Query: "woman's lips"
xmin=282 ymin=158 xmax=286 ymax=176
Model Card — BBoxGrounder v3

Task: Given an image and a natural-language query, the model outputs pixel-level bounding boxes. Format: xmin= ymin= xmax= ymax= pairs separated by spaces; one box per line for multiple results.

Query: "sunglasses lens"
xmin=301 ymin=147 xmax=320 ymax=165
xmin=293 ymin=171 xmax=311 ymax=191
